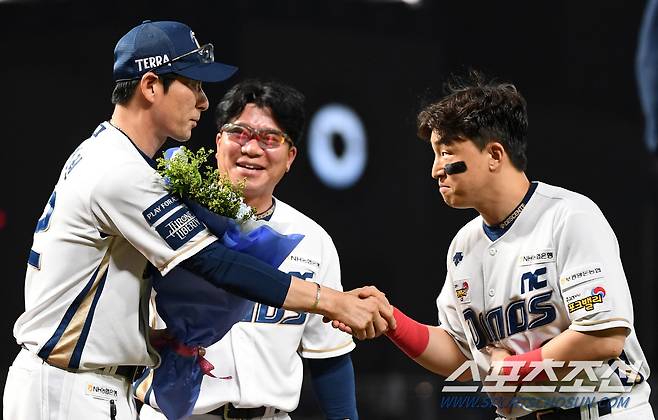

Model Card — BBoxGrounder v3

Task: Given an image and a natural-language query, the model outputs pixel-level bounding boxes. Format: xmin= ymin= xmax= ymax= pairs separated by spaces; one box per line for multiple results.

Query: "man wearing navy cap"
xmin=3 ymin=20 xmax=394 ymax=420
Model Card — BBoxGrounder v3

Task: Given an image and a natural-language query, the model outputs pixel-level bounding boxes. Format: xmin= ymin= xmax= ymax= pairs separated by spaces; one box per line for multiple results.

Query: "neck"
xmin=246 ymin=194 xmax=275 ymax=215
xmin=110 ymin=105 xmax=165 ymax=158
xmin=477 ymin=171 xmax=531 ymax=226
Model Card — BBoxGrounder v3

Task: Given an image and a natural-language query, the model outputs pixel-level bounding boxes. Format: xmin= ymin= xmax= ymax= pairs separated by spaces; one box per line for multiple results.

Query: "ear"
xmin=139 ymin=72 xmax=160 ymax=104
xmin=286 ymin=146 xmax=298 ymax=172
xmin=487 ymin=141 xmax=505 ymax=171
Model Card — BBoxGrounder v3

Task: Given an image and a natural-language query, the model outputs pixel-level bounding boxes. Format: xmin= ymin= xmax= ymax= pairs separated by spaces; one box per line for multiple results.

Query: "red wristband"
xmin=385 ymin=307 xmax=430 ymax=359
xmin=501 ymin=348 xmax=548 ymax=381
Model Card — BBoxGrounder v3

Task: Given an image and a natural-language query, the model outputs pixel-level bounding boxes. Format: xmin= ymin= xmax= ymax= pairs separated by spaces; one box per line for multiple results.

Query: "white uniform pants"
xmin=140 ymin=403 xmax=291 ymax=420
xmin=3 ymin=348 xmax=138 ymax=420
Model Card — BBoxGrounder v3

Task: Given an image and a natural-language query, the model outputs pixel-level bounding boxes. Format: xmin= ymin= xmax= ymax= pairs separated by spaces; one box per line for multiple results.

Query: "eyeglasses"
xmin=151 ymin=43 xmax=215 ymax=73
xmin=220 ymin=123 xmax=293 ymax=149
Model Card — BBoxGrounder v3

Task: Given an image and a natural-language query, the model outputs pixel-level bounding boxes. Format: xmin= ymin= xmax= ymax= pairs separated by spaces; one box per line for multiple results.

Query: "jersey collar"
xmin=482 ymin=181 xmax=538 ymax=241
xmin=105 ymin=121 xmax=158 ymax=169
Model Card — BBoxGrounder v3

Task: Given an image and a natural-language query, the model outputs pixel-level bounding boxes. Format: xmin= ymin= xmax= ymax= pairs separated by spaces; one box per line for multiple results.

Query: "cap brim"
xmin=174 ymin=62 xmax=238 ymax=82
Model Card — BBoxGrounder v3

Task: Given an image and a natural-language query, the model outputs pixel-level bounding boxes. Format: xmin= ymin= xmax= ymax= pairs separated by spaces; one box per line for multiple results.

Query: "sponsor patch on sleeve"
xmin=517 ymin=249 xmax=556 ymax=266
xmin=559 ymin=263 xmax=604 ymax=290
xmin=563 ymin=282 xmax=610 ymax=320
xmin=142 ymin=194 xmax=182 ymax=226
xmin=155 ymin=207 xmax=205 ymax=250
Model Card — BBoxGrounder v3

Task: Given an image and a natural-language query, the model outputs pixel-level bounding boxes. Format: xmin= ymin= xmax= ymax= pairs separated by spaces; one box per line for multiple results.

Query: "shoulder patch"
xmin=564 ymin=282 xmax=610 ymax=319
xmin=155 ymin=207 xmax=205 ymax=250
xmin=453 ymin=278 xmax=471 ymax=304
xmin=560 ymin=264 xmax=604 ymax=290
xmin=142 ymin=194 xmax=182 ymax=226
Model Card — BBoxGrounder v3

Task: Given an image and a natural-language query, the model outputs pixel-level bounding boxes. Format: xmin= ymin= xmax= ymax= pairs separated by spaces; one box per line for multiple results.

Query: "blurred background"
xmin=1 ymin=0 xmax=656 ymax=418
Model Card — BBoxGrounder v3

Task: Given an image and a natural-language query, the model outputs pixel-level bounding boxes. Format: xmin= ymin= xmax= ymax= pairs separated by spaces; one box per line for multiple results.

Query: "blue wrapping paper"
xmin=140 ymin=148 xmax=304 ymax=420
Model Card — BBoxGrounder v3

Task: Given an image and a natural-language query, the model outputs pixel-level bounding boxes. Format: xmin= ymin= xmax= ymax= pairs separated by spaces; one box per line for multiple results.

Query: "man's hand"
xmin=483 ymin=345 xmax=515 ymax=416
xmin=485 ymin=345 xmax=512 ymax=366
xmin=323 ymin=285 xmax=395 ymax=340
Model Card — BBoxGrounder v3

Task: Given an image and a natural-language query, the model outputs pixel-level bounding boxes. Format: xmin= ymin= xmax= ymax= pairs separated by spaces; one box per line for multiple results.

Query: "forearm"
xmin=415 ymin=327 xmax=470 ymax=379
xmin=182 ymin=241 xmax=291 ymax=307
xmin=542 ymin=327 xmax=627 ymax=364
xmin=386 ymin=307 xmax=469 ymax=379
xmin=498 ymin=327 xmax=627 ymax=380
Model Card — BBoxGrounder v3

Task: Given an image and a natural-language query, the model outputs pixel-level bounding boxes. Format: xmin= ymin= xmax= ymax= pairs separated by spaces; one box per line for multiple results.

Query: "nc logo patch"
xmin=453 ymin=252 xmax=464 ymax=266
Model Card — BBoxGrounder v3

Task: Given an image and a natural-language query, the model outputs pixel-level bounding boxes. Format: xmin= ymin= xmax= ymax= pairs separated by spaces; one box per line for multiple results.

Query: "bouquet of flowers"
xmin=135 ymin=147 xmax=304 ymax=420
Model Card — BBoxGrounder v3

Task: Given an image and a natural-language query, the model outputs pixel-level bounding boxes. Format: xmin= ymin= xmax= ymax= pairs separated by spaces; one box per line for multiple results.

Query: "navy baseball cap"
xmin=113 ymin=20 xmax=238 ymax=82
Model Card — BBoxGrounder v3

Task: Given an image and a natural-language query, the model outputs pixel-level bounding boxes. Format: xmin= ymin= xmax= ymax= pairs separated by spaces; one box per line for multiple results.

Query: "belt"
xmin=517 ymin=399 xmax=612 ymax=420
xmin=21 ymin=344 xmax=145 ymax=382
xmin=107 ymin=365 xmax=146 ymax=382
xmin=207 ymin=403 xmax=283 ymax=419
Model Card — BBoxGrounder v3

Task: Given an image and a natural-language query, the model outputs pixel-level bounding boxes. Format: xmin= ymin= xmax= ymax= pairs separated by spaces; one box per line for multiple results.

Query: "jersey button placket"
xmin=486 ymin=247 xmax=497 ymax=300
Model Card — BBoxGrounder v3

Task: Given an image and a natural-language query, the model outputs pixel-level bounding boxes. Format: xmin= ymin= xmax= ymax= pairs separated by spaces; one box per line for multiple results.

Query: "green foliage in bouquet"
xmin=156 ymin=147 xmax=256 ymax=222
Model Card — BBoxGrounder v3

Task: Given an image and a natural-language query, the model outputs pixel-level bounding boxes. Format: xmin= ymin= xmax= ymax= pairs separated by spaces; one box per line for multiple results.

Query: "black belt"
xmin=207 ymin=403 xmax=282 ymax=419
xmin=113 ymin=365 xmax=145 ymax=382
xmin=21 ymin=345 xmax=145 ymax=383
xmin=517 ymin=399 xmax=611 ymax=420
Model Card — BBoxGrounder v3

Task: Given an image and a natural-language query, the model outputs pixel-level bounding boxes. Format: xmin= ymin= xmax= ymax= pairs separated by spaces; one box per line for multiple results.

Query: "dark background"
xmin=1 ymin=0 xmax=656 ymax=418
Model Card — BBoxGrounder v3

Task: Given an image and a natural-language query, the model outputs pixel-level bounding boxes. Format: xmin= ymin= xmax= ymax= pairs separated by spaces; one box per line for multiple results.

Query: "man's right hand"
xmin=323 ymin=285 xmax=395 ymax=340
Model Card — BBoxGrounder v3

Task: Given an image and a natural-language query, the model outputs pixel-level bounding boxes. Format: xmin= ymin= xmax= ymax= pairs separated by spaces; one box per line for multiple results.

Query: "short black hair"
xmin=417 ymin=70 xmax=528 ymax=171
xmin=111 ymin=73 xmax=178 ymax=105
xmin=215 ymin=79 xmax=306 ymax=146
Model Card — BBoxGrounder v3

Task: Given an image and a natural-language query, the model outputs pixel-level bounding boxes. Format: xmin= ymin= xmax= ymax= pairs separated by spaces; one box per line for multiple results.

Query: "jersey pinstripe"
xmin=13 ymin=122 xmax=217 ymax=370
xmin=437 ymin=182 xmax=651 ymax=417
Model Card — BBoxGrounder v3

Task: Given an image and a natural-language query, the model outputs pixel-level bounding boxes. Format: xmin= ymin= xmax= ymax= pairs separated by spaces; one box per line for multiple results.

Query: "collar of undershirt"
xmin=482 ymin=181 xmax=538 ymax=241
xmin=106 ymin=121 xmax=158 ymax=169
xmin=255 ymin=198 xmax=276 ymax=221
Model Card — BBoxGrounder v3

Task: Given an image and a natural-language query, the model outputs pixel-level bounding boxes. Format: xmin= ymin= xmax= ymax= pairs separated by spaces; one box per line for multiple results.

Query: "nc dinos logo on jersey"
xmin=567 ymin=286 xmax=606 ymax=313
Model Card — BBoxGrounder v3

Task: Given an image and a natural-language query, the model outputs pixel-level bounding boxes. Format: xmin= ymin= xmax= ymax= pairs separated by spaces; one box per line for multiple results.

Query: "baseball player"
xmin=3 ymin=21 xmax=392 ymax=420
xmin=374 ymin=71 xmax=654 ymax=419
xmin=139 ymin=80 xmax=359 ymax=420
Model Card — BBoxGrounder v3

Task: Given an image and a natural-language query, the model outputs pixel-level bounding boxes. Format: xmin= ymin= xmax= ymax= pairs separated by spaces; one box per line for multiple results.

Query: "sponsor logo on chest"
xmin=85 ymin=383 xmax=119 ymax=401
xmin=518 ymin=249 xmax=555 ymax=266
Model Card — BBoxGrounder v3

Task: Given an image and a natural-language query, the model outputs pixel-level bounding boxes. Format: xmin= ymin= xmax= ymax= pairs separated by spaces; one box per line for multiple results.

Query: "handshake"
xmin=288 ymin=281 xmax=396 ymax=340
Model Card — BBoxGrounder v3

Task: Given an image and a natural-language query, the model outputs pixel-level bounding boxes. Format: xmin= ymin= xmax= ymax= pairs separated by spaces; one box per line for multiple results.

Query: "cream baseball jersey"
xmin=141 ymin=198 xmax=355 ymax=415
xmin=437 ymin=182 xmax=651 ymax=417
xmin=13 ymin=122 xmax=217 ymax=370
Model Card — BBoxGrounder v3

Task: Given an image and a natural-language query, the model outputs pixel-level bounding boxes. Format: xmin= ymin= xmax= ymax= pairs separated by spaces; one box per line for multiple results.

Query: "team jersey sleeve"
xmin=555 ymin=208 xmax=634 ymax=333
xmin=90 ymin=161 xmax=217 ymax=275
xmin=437 ymin=272 xmax=473 ymax=359
xmin=300 ymin=232 xmax=355 ymax=359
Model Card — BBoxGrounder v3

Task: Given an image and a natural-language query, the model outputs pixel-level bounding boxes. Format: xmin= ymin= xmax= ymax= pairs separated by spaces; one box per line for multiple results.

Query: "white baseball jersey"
xmin=140 ymin=198 xmax=355 ymax=416
xmin=12 ymin=121 xmax=217 ymax=370
xmin=438 ymin=181 xmax=651 ymax=417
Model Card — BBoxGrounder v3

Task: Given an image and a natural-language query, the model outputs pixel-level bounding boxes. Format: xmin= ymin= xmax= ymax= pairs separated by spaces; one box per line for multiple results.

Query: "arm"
xmin=308 ymin=354 xmax=358 ymax=420
xmin=386 ymin=307 xmax=470 ymax=379
xmin=181 ymin=241 xmax=393 ymax=339
xmin=490 ymin=327 xmax=627 ymax=380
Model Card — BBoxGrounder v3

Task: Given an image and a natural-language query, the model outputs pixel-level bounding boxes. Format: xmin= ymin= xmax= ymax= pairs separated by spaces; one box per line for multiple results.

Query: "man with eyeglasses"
xmin=139 ymin=79 xmax=360 ymax=420
xmin=3 ymin=21 xmax=393 ymax=420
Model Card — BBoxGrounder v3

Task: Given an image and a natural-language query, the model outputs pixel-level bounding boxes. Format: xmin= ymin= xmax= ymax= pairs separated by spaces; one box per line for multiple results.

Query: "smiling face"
xmin=215 ymin=104 xmax=297 ymax=212
xmin=430 ymin=131 xmax=493 ymax=209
